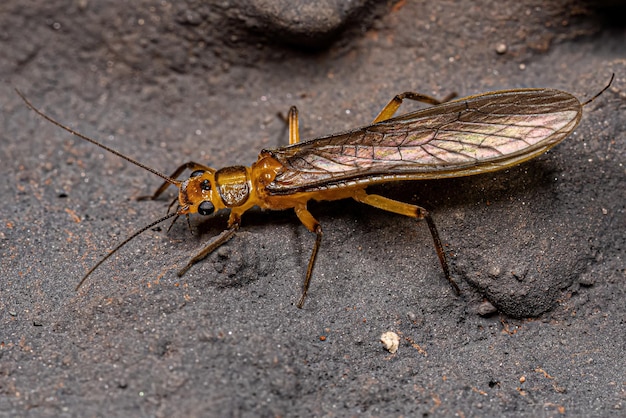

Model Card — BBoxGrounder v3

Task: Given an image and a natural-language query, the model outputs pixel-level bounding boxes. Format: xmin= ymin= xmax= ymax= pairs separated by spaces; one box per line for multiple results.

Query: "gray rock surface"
xmin=1 ymin=0 xmax=624 ymax=416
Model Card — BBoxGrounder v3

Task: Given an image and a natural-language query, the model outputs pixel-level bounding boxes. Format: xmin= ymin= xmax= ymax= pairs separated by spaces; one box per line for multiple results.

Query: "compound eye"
xmin=190 ymin=169 xmax=205 ymax=178
xmin=198 ymin=201 xmax=215 ymax=216
xmin=200 ymin=179 xmax=211 ymax=191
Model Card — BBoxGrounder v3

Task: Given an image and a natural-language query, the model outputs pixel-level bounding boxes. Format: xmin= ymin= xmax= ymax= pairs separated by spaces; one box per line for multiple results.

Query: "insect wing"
xmin=266 ymin=88 xmax=582 ymax=194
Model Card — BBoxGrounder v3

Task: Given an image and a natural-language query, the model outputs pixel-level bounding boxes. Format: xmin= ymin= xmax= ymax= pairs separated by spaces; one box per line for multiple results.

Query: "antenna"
xmin=582 ymin=73 xmax=614 ymax=106
xmin=75 ymin=211 xmax=180 ymax=290
xmin=16 ymin=89 xmax=180 ymax=186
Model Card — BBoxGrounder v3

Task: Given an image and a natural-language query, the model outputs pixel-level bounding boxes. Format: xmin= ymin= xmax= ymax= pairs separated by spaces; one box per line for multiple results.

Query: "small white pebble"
xmin=380 ymin=331 xmax=400 ymax=354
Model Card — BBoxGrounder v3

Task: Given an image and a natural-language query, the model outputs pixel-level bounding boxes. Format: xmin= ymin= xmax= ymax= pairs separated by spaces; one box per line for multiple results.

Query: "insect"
xmin=17 ymin=75 xmax=612 ymax=308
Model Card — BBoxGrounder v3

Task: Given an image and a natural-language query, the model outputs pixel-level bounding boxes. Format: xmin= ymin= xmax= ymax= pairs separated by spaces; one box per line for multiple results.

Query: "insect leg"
xmin=177 ymin=212 xmax=241 ymax=277
xmin=372 ymin=91 xmax=457 ymax=123
xmin=294 ymin=204 xmax=323 ymax=308
xmin=287 ymin=106 xmax=300 ymax=145
xmin=276 ymin=106 xmax=300 ymax=144
xmin=138 ymin=161 xmax=213 ymax=201
xmin=352 ymin=190 xmax=460 ymax=295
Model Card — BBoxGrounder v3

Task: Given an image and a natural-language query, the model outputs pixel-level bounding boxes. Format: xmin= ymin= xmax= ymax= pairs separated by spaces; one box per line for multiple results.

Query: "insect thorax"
xmin=214 ymin=166 xmax=251 ymax=207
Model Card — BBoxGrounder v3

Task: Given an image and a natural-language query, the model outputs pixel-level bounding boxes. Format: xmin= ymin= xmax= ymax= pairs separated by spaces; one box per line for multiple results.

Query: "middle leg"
xmin=294 ymin=204 xmax=323 ymax=308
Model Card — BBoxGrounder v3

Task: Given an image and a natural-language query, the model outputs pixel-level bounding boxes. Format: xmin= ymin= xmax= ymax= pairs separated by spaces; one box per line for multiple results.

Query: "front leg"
xmin=138 ymin=161 xmax=212 ymax=201
xmin=177 ymin=212 xmax=242 ymax=277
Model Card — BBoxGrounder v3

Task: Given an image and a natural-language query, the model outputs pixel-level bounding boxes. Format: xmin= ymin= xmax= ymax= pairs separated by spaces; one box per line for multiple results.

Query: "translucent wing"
xmin=264 ymin=88 xmax=582 ymax=194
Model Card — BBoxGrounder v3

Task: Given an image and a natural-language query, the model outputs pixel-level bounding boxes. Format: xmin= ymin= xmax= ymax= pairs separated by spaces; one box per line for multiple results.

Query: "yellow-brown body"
xmin=18 ymin=76 xmax=611 ymax=307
